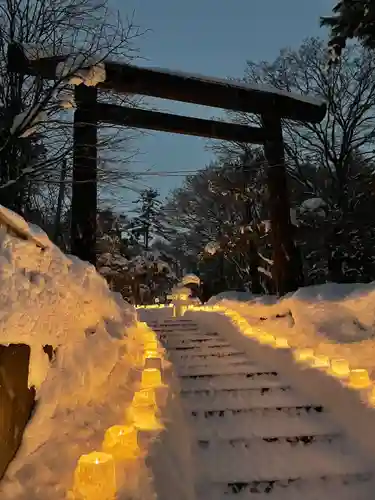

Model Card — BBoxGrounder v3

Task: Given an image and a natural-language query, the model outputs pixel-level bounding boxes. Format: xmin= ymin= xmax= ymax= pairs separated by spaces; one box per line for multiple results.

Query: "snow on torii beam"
xmin=7 ymin=43 xmax=327 ymax=295
xmin=7 ymin=44 xmax=326 ymax=123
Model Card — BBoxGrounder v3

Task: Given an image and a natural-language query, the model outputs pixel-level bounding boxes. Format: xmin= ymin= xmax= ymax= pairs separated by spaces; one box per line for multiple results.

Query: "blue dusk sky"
xmin=109 ymin=0 xmax=335 ymax=210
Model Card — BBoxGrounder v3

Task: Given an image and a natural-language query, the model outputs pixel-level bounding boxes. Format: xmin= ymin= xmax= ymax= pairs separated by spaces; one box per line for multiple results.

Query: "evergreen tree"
xmin=129 ymin=189 xmax=162 ymax=250
xmin=321 ymin=0 xmax=375 ymax=60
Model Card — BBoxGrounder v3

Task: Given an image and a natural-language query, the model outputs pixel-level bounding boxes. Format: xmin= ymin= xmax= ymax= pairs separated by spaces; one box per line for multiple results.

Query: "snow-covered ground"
xmin=188 ymin=285 xmax=375 ymax=460
xmin=0 ymin=206 xmax=191 ymax=500
xmin=141 ymin=308 xmax=375 ymax=500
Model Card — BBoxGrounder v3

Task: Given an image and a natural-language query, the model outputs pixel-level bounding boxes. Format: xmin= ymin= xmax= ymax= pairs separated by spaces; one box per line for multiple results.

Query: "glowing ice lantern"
xmin=128 ymin=391 xmax=161 ymax=431
xmin=312 ymin=354 xmax=330 ymax=369
xmin=367 ymin=385 xmax=375 ymax=406
xmin=73 ymin=452 xmax=116 ymax=500
xmin=244 ymin=328 xmax=256 ymax=337
xmin=258 ymin=333 xmax=276 ymax=345
xmin=180 ymin=305 xmax=188 ymax=315
xmin=102 ymin=425 xmax=139 ymax=461
xmin=294 ymin=348 xmax=314 ymax=363
xmin=349 ymin=368 xmax=371 ymax=389
xmin=144 ymin=339 xmax=158 ymax=351
xmin=330 ymin=358 xmax=350 ymax=378
xmin=133 ymin=388 xmax=157 ymax=407
xmin=141 ymin=367 xmax=162 ymax=388
xmin=274 ymin=337 xmax=289 ymax=349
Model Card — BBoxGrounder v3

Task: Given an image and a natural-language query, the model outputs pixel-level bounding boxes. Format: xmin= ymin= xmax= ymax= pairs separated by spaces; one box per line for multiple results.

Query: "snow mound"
xmin=181 ymin=274 xmax=200 ymax=286
xmin=209 ymin=282 xmax=375 ymax=370
xmin=0 ymin=206 xmax=155 ymax=499
xmin=207 ymin=290 xmax=259 ymax=304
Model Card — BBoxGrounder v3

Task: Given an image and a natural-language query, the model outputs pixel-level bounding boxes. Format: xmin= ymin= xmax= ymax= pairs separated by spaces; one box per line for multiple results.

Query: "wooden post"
xmin=71 ymin=85 xmax=98 ymax=265
xmin=0 ymin=344 xmax=35 ymax=479
xmin=53 ymin=158 xmax=67 ymax=245
xmin=262 ymin=114 xmax=304 ymax=296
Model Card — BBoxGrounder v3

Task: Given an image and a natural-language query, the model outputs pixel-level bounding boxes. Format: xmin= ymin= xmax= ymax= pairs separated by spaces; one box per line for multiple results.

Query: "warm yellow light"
xmin=367 ymin=385 xmax=375 ymax=406
xmin=145 ymin=356 xmax=162 ymax=371
xmin=144 ymin=348 xmax=159 ymax=359
xmin=128 ymin=398 xmax=162 ymax=431
xmin=141 ymin=367 xmax=162 ymax=388
xmin=274 ymin=337 xmax=289 ymax=349
xmin=258 ymin=333 xmax=276 ymax=345
xmin=73 ymin=452 xmax=116 ymax=500
xmin=244 ymin=328 xmax=256 ymax=337
xmin=102 ymin=425 xmax=139 ymax=461
xmin=144 ymin=339 xmax=158 ymax=351
xmin=312 ymin=354 xmax=330 ymax=368
xmin=294 ymin=348 xmax=314 ymax=363
xmin=132 ymin=388 xmax=157 ymax=407
xmin=349 ymin=368 xmax=371 ymax=389
xmin=330 ymin=358 xmax=350 ymax=378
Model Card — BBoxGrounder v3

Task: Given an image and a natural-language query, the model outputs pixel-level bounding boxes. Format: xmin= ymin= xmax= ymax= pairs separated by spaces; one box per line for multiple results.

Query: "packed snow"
xmin=188 ymin=283 xmax=375 ymax=461
xmin=136 ymin=65 xmax=325 ymax=108
xmin=0 ymin=206 xmax=191 ymax=500
xmin=10 ymin=108 xmax=46 ymax=138
xmin=56 ymin=55 xmax=106 ymax=87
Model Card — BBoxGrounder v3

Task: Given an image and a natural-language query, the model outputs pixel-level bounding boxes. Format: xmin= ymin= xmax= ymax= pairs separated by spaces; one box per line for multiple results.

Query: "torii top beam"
xmin=7 ymin=43 xmax=326 ymax=124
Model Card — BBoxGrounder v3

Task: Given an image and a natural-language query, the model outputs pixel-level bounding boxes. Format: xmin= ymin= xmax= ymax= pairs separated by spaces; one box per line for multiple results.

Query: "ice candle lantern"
xmin=274 ymin=337 xmax=289 ymax=349
xmin=144 ymin=339 xmax=158 ymax=351
xmin=73 ymin=452 xmax=116 ymax=500
xmin=258 ymin=333 xmax=276 ymax=345
xmin=312 ymin=354 xmax=330 ymax=369
xmin=349 ymin=368 xmax=371 ymax=389
xmin=141 ymin=367 xmax=162 ymax=388
xmin=294 ymin=348 xmax=314 ymax=363
xmin=102 ymin=425 xmax=139 ymax=461
xmin=330 ymin=358 xmax=350 ymax=378
xmin=128 ymin=390 xmax=162 ymax=430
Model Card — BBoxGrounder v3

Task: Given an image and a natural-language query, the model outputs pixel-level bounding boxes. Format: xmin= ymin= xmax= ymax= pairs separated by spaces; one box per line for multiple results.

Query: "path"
xmin=141 ymin=309 xmax=375 ymax=500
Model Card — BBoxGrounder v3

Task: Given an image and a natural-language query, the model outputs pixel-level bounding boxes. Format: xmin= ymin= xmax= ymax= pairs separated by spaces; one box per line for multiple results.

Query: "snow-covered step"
xmin=180 ymin=382 xmax=295 ymax=398
xmin=198 ymin=474 xmax=375 ymax=500
xmin=193 ymin=409 xmax=339 ymax=440
xmin=172 ymin=350 xmax=246 ymax=361
xmin=195 ymin=439 xmax=372 ymax=482
xmin=164 ymin=342 xmax=232 ymax=351
xmin=176 ymin=362 xmax=271 ymax=377
xmin=159 ymin=334 xmax=220 ymax=343
xmin=180 ymin=372 xmax=279 ymax=391
xmin=175 ymin=359 xmax=253 ymax=373
xmin=190 ymin=404 xmax=324 ymax=420
xmin=184 ymin=390 xmax=318 ymax=411
xmin=196 ymin=433 xmax=341 ymax=448
xmin=165 ymin=342 xmax=232 ymax=351
xmin=142 ymin=313 xmax=375 ymax=500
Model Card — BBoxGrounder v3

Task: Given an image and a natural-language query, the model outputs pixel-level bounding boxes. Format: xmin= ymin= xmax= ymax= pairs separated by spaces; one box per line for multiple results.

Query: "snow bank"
xmin=186 ymin=283 xmax=375 ymax=461
xmin=208 ymin=283 xmax=375 ymax=369
xmin=207 ymin=290 xmax=260 ymax=303
xmin=0 ymin=206 xmax=163 ymax=500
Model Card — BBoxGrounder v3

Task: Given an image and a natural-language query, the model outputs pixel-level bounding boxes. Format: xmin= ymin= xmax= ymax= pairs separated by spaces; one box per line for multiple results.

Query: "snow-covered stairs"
xmin=145 ymin=314 xmax=375 ymax=500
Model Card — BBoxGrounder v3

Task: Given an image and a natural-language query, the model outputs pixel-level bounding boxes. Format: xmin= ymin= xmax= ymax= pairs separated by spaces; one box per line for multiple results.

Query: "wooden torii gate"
xmin=7 ymin=44 xmax=326 ymax=296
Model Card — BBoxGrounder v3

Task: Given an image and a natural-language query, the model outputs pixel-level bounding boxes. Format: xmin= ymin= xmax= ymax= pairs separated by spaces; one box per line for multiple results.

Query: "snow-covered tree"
xmin=160 ymin=153 xmax=274 ymax=295
xmin=128 ymin=189 xmax=164 ymax=251
xmin=0 ymin=0 xmax=142 ymax=223
xmin=96 ymin=207 xmax=177 ymax=303
xmin=212 ymin=37 xmax=375 ymax=285
xmin=321 ymin=0 xmax=375 ymax=60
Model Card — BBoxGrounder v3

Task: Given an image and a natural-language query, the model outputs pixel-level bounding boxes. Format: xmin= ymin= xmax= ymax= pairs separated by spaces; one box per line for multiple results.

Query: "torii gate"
xmin=7 ymin=43 xmax=326 ymax=296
